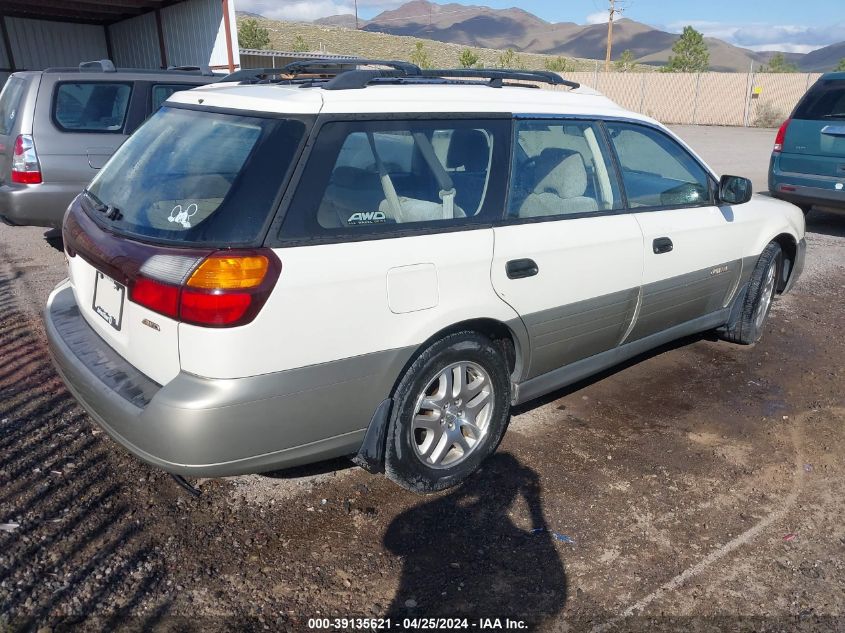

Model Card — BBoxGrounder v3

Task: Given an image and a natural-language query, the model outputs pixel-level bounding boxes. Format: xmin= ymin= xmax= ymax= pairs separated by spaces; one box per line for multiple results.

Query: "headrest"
xmin=446 ymin=129 xmax=490 ymax=172
xmin=533 ymin=150 xmax=588 ymax=199
xmin=330 ymin=166 xmax=379 ymax=189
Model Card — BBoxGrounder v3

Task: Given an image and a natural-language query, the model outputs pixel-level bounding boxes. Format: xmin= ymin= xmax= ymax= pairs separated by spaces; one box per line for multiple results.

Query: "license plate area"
xmin=92 ymin=270 xmax=125 ymax=331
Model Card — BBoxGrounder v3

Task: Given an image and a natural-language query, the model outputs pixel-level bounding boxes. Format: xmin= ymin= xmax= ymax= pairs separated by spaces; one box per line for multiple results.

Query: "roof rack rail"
xmin=167 ymin=64 xmax=215 ymax=76
xmin=78 ymin=59 xmax=115 ymax=73
xmin=220 ymin=59 xmax=420 ymax=84
xmin=219 ymin=58 xmax=581 ymax=91
xmin=324 ymin=67 xmax=580 ymax=90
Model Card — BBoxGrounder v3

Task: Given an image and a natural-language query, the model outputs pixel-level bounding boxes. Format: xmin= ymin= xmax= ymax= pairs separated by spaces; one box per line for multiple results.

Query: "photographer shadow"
xmin=383 ymin=453 xmax=567 ymax=629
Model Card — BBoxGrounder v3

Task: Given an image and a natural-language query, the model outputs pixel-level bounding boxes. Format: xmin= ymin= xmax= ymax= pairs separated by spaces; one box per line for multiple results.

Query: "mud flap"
xmin=352 ymin=398 xmax=392 ymax=474
xmin=716 ymin=281 xmax=750 ymax=337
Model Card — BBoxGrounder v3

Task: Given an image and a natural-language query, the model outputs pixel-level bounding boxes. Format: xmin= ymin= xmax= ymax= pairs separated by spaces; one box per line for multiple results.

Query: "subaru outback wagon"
xmin=0 ymin=60 xmax=218 ymax=229
xmin=44 ymin=60 xmax=806 ymax=493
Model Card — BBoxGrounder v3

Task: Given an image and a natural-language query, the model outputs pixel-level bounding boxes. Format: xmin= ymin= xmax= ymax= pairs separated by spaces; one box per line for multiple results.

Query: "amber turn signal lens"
xmin=186 ymin=255 xmax=269 ymax=290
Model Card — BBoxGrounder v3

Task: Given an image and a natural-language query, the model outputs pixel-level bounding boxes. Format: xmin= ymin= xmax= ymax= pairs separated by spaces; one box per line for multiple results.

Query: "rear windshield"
xmin=794 ymin=80 xmax=845 ymax=120
xmin=84 ymin=107 xmax=307 ymax=246
xmin=0 ymin=76 xmax=26 ymax=136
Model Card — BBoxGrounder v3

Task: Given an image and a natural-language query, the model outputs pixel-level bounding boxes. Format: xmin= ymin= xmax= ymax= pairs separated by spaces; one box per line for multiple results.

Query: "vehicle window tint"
xmin=152 ymin=84 xmax=195 ymax=110
xmin=85 ymin=107 xmax=307 ymax=245
xmin=606 ymin=123 xmax=712 ymax=209
xmin=281 ymin=119 xmax=510 ymax=239
xmin=0 ymin=77 xmax=25 ymax=136
xmin=54 ymin=82 xmax=131 ymax=132
xmin=793 ymin=80 xmax=845 ymax=120
xmin=508 ymin=120 xmax=622 ymax=218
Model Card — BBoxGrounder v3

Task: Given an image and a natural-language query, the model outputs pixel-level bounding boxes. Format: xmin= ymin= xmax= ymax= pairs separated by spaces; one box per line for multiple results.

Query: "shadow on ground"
xmin=383 ymin=453 xmax=567 ymax=629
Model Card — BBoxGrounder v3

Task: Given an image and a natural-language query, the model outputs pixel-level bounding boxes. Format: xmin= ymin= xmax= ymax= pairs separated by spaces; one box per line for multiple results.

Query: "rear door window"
xmin=280 ymin=118 xmax=510 ymax=241
xmin=793 ymin=80 xmax=845 ymax=120
xmin=53 ymin=82 xmax=132 ymax=132
xmin=151 ymin=84 xmax=196 ymax=110
xmin=84 ymin=107 xmax=308 ymax=246
xmin=0 ymin=76 xmax=26 ymax=135
xmin=605 ymin=122 xmax=713 ymax=209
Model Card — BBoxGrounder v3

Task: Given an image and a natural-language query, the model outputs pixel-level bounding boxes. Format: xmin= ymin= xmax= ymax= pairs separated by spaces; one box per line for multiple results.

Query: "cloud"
xmin=666 ymin=20 xmax=844 ymax=53
xmin=236 ymin=0 xmax=405 ymax=21
xmin=585 ymin=11 xmax=608 ymax=25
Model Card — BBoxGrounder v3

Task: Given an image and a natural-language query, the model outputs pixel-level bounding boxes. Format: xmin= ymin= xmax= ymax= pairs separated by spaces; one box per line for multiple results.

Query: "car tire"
xmin=720 ymin=242 xmax=783 ymax=345
xmin=384 ymin=331 xmax=511 ymax=493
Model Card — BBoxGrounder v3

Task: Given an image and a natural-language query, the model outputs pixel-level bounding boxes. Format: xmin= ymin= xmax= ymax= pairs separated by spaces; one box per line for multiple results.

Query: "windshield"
xmin=85 ymin=107 xmax=307 ymax=245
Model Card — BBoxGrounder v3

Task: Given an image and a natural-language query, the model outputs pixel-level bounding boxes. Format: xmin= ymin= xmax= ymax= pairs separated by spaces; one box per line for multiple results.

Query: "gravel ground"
xmin=1 ymin=126 xmax=844 ymax=632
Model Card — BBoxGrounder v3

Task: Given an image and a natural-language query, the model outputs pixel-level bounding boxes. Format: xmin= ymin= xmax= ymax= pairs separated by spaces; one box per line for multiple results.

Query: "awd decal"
xmin=348 ymin=211 xmax=386 ymax=225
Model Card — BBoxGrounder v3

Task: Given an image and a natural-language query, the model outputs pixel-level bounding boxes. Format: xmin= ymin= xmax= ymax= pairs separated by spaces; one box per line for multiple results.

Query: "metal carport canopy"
xmin=0 ymin=0 xmax=238 ymax=72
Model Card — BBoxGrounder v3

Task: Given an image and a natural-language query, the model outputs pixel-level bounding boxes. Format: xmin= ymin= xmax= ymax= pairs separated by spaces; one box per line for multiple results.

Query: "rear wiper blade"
xmin=82 ymin=187 xmax=107 ymax=213
xmin=82 ymin=188 xmax=122 ymax=220
xmin=822 ymin=113 xmax=845 ymax=118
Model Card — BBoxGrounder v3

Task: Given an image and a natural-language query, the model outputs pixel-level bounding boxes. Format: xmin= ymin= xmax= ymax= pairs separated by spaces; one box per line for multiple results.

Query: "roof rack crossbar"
xmin=282 ymin=58 xmax=421 ymax=75
xmin=422 ymin=69 xmax=580 ymax=89
xmin=219 ymin=68 xmax=287 ymax=83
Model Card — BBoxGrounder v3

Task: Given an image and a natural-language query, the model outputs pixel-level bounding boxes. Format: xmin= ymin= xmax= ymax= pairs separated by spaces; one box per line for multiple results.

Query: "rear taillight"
xmin=773 ymin=119 xmax=791 ymax=153
xmin=129 ymin=250 xmax=280 ymax=327
xmin=11 ymin=134 xmax=42 ymax=184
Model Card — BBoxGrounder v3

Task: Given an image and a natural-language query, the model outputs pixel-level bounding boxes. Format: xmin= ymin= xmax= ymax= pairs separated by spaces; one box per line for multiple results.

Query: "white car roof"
xmin=166 ymin=81 xmax=652 ymax=123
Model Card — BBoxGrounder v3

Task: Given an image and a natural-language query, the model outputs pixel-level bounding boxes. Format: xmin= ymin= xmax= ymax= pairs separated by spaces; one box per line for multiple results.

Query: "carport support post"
xmin=222 ymin=0 xmax=235 ymax=73
xmin=155 ymin=9 xmax=168 ymax=69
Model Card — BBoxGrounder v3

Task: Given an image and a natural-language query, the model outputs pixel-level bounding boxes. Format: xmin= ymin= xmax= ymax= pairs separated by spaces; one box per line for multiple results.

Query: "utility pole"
xmin=604 ymin=0 xmax=620 ymax=72
xmin=354 ymin=0 xmax=359 ymax=29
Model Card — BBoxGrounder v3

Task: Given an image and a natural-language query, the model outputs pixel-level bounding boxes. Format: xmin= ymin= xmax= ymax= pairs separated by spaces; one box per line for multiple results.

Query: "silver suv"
xmin=0 ymin=60 xmax=217 ymax=229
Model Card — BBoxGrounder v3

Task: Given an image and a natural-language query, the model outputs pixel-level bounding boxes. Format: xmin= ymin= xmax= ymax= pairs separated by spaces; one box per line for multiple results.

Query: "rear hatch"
xmin=64 ymin=105 xmax=309 ymax=385
xmin=780 ymin=77 xmax=845 ymax=178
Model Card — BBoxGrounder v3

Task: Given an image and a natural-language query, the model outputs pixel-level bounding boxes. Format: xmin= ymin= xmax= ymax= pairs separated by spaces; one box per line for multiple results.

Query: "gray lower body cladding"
xmin=45 ymin=284 xmax=414 ymax=477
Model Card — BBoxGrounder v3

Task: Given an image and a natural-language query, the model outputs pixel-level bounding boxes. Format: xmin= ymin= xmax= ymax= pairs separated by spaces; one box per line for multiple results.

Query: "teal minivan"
xmin=769 ymin=72 xmax=845 ymax=214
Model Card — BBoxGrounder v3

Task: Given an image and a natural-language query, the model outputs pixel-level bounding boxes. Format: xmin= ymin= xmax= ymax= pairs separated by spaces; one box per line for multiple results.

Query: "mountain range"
xmin=314 ymin=0 xmax=843 ymax=72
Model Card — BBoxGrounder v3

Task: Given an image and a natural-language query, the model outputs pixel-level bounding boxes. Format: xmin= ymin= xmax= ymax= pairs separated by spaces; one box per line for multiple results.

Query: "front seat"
xmin=518 ymin=149 xmax=599 ymax=218
xmin=446 ymin=129 xmax=490 ymax=215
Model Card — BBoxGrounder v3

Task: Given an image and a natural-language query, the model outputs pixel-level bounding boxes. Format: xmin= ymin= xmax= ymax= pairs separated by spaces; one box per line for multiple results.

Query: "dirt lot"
xmin=1 ymin=126 xmax=844 ymax=632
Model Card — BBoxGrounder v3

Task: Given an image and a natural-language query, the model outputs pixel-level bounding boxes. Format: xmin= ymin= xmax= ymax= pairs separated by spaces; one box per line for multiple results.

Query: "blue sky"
xmin=237 ymin=0 xmax=843 ymax=52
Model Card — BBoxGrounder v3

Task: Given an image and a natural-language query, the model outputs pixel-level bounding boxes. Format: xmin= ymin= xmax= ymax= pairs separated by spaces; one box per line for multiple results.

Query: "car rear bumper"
xmin=769 ymin=160 xmax=845 ymax=211
xmin=0 ymin=182 xmax=82 ymax=228
xmin=44 ymin=282 xmax=407 ymax=477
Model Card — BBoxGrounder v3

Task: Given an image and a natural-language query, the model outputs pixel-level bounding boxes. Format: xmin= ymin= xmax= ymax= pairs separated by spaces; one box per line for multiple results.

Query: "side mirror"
xmin=719 ymin=175 xmax=753 ymax=205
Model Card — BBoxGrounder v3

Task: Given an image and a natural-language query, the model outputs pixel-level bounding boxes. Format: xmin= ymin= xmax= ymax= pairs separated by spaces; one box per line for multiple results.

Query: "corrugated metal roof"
xmin=0 ymin=0 xmax=190 ymax=25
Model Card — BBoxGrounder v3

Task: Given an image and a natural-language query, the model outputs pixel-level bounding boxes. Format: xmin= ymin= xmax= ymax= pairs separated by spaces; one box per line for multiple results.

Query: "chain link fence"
xmin=550 ymin=71 xmax=824 ymax=127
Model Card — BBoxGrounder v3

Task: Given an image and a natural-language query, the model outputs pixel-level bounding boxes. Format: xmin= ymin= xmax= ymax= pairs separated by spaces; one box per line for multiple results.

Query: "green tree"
xmin=238 ymin=18 xmax=270 ymax=50
xmin=662 ymin=26 xmax=710 ymax=73
xmin=410 ymin=41 xmax=433 ymax=69
xmin=292 ymin=35 xmax=309 ymax=53
xmin=614 ymin=49 xmax=637 ymax=72
xmin=544 ymin=56 xmax=573 ymax=72
xmin=497 ymin=48 xmax=525 ymax=70
xmin=835 ymin=58 xmax=845 ymax=71
xmin=763 ymin=52 xmax=798 ymax=73
xmin=458 ymin=48 xmax=480 ymax=68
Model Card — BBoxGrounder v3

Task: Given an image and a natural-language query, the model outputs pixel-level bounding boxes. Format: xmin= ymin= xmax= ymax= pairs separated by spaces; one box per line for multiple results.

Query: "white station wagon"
xmin=45 ymin=60 xmax=806 ymax=493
